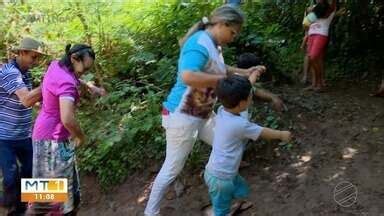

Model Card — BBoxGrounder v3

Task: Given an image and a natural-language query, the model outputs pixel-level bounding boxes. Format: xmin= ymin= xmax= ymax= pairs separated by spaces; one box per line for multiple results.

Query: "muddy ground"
xmin=78 ymin=81 xmax=384 ymax=216
xmin=2 ymin=81 xmax=384 ymax=216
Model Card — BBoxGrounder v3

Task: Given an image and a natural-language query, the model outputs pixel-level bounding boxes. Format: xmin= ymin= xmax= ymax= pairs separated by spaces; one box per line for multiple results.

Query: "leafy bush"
xmin=1 ymin=1 xmax=383 ymax=187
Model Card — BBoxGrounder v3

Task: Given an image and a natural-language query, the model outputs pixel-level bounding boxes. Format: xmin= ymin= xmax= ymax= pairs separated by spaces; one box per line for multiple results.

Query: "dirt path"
xmin=78 ymin=82 xmax=384 ymax=216
xmin=2 ymin=82 xmax=383 ymax=216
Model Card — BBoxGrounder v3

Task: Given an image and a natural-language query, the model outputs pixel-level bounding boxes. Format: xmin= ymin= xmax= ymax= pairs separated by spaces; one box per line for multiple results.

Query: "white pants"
xmin=144 ymin=110 xmax=249 ymax=215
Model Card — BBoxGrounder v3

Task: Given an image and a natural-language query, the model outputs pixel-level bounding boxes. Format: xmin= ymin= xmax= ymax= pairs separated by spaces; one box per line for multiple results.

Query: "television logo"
xmin=21 ymin=178 xmax=68 ymax=202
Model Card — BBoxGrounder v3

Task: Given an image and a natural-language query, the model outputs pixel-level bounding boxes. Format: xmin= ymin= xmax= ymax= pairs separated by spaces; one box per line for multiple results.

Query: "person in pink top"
xmin=27 ymin=44 xmax=96 ymax=215
xmin=304 ymin=0 xmax=336 ymax=92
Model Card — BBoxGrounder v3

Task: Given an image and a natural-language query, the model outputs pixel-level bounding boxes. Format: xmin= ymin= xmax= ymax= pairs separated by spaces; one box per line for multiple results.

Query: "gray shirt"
xmin=206 ymin=106 xmax=263 ymax=179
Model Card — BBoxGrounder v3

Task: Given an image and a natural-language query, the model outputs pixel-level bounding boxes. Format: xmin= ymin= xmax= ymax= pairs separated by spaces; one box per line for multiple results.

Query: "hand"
xmin=300 ymin=36 xmax=308 ymax=51
xmin=87 ymin=82 xmax=107 ymax=96
xmin=280 ymin=131 xmax=292 ymax=142
xmin=248 ymin=66 xmax=266 ymax=84
xmin=253 ymin=65 xmax=266 ymax=74
xmin=246 ymin=65 xmax=266 ymax=76
xmin=271 ymin=96 xmax=286 ymax=112
xmin=335 ymin=7 xmax=347 ymax=16
xmin=249 ymin=70 xmax=262 ymax=84
xmin=300 ymin=42 xmax=306 ymax=51
xmin=74 ymin=134 xmax=86 ymax=147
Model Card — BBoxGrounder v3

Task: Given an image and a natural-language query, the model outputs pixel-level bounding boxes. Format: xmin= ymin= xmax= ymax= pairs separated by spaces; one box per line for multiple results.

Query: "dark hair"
xmin=313 ymin=2 xmax=330 ymax=18
xmin=59 ymin=44 xmax=95 ymax=72
xmin=237 ymin=53 xmax=261 ymax=69
xmin=216 ymin=75 xmax=252 ymax=109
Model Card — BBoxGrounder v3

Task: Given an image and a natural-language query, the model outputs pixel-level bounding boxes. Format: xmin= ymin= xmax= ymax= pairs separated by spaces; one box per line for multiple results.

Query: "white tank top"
xmin=308 ymin=11 xmax=335 ymax=36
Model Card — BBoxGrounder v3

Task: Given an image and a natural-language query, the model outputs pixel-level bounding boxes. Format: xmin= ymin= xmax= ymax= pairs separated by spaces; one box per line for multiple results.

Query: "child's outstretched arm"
xmin=260 ymin=128 xmax=292 ymax=142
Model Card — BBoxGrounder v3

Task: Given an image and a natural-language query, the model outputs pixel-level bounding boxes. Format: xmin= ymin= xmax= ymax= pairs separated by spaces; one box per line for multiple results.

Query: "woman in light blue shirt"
xmin=145 ymin=5 xmax=265 ymax=216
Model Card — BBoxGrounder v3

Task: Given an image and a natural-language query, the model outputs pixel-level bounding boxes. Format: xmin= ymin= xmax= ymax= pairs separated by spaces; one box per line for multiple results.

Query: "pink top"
xmin=32 ymin=60 xmax=80 ymax=141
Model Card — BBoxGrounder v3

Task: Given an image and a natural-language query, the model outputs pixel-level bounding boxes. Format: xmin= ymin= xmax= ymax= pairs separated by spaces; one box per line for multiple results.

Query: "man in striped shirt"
xmin=0 ymin=38 xmax=44 ymax=215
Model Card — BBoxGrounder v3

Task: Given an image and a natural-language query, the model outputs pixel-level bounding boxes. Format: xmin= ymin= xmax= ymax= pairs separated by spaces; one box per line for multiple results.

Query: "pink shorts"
xmin=307 ymin=34 xmax=329 ymax=60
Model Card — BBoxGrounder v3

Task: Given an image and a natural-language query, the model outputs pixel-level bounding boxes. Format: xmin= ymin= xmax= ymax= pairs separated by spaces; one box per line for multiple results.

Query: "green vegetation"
xmin=1 ymin=0 xmax=382 ymax=187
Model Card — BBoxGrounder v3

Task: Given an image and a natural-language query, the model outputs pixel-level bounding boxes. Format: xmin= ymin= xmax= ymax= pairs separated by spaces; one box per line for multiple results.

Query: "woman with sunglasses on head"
xmin=27 ymin=44 xmax=96 ymax=215
xmin=144 ymin=5 xmax=265 ymax=216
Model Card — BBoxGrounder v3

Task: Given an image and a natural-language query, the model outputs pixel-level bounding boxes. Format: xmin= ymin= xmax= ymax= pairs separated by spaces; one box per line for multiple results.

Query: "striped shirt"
xmin=0 ymin=59 xmax=33 ymax=140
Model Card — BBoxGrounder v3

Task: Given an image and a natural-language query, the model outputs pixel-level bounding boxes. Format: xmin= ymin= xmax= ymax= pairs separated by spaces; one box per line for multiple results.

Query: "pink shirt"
xmin=32 ymin=60 xmax=80 ymax=141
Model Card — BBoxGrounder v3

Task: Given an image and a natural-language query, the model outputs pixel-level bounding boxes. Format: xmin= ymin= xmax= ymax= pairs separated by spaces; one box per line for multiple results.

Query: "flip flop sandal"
xmin=201 ymin=203 xmax=214 ymax=216
xmin=201 ymin=201 xmax=254 ymax=216
xmin=239 ymin=201 xmax=253 ymax=212
xmin=232 ymin=201 xmax=254 ymax=215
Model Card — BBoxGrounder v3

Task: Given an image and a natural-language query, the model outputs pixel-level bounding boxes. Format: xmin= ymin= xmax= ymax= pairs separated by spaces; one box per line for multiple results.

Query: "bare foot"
xmin=301 ymin=76 xmax=309 ymax=84
xmin=229 ymin=201 xmax=242 ymax=216
xmin=201 ymin=204 xmax=214 ymax=216
xmin=314 ymin=87 xmax=326 ymax=93
xmin=377 ymin=89 xmax=384 ymax=97
xmin=372 ymin=83 xmax=384 ymax=97
xmin=239 ymin=201 xmax=253 ymax=212
xmin=137 ymin=181 xmax=153 ymax=204
xmin=303 ymin=85 xmax=315 ymax=91
xmin=202 ymin=203 xmax=239 ymax=216
xmin=201 ymin=201 xmax=254 ymax=216
xmin=229 ymin=200 xmax=254 ymax=215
